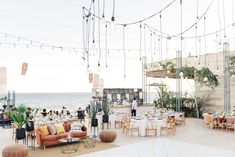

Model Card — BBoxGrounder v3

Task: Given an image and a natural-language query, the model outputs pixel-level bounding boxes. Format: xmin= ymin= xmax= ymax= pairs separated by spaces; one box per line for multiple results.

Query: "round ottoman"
xmin=99 ymin=130 xmax=117 ymax=142
xmin=2 ymin=144 xmax=28 ymax=157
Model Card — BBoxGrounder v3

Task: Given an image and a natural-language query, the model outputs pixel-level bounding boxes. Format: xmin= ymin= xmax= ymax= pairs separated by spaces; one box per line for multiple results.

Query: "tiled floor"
xmin=78 ymin=138 xmax=235 ymax=157
xmin=1 ymin=118 xmax=235 ymax=156
xmin=78 ymin=118 xmax=235 ymax=157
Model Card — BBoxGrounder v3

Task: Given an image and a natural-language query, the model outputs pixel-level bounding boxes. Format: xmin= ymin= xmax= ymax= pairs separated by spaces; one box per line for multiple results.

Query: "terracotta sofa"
xmin=35 ymin=122 xmax=87 ymax=148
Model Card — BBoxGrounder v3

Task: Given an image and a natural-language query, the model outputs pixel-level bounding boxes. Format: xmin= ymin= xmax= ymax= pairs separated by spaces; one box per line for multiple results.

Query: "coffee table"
xmin=58 ymin=137 xmax=80 ymax=154
xmin=82 ymin=136 xmax=97 ymax=148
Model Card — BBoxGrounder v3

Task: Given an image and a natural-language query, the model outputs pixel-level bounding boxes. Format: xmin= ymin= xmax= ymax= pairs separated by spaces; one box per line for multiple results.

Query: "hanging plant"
xmin=228 ymin=56 xmax=235 ymax=76
xmin=196 ymin=67 xmax=219 ymax=89
xmin=160 ymin=61 xmax=176 ymax=73
xmin=177 ymin=66 xmax=196 ymax=79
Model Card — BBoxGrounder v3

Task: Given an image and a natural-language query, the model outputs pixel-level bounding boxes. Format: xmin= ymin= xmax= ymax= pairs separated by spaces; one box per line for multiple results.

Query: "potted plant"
xmin=102 ymin=96 xmax=110 ymax=123
xmin=25 ymin=107 xmax=34 ymax=132
xmin=91 ymin=104 xmax=98 ymax=127
xmin=9 ymin=104 xmax=27 ymax=140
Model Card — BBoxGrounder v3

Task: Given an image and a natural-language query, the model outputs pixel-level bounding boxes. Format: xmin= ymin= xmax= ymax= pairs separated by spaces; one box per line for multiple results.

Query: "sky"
xmin=0 ymin=0 xmax=235 ymax=93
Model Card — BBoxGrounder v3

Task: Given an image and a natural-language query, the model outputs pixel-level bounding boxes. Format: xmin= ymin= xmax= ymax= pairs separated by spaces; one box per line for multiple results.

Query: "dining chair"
xmin=160 ymin=118 xmax=176 ymax=136
xmin=114 ymin=115 xmax=123 ymax=128
xmin=125 ymin=121 xmax=139 ymax=136
xmin=226 ymin=118 xmax=235 ymax=131
xmin=146 ymin=120 xmax=157 ymax=136
xmin=176 ymin=112 xmax=185 ymax=125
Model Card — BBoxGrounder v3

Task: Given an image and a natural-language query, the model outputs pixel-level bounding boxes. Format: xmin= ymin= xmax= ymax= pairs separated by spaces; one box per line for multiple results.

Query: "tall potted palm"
xmin=102 ymin=96 xmax=110 ymax=123
xmin=10 ymin=104 xmax=27 ymax=140
xmin=91 ymin=104 xmax=98 ymax=127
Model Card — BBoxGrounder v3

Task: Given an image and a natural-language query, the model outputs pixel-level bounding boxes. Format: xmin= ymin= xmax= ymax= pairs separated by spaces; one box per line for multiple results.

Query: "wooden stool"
xmin=2 ymin=144 xmax=28 ymax=157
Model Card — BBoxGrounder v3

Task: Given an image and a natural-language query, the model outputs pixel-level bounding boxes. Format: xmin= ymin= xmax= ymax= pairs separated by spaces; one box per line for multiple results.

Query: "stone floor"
xmin=1 ymin=118 xmax=235 ymax=156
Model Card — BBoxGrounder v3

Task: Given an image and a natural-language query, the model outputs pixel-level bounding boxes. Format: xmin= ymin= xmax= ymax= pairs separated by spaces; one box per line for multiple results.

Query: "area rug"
xmin=28 ymin=141 xmax=118 ymax=157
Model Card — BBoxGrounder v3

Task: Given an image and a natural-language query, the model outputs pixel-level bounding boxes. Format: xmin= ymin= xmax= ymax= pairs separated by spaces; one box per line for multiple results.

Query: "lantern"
xmin=89 ymin=73 xmax=93 ymax=83
xmin=21 ymin=62 xmax=28 ymax=75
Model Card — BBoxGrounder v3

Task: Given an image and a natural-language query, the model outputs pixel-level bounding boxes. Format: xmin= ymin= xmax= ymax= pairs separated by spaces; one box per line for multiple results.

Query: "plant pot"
xmin=91 ymin=118 xmax=98 ymax=127
xmin=26 ymin=121 xmax=34 ymax=132
xmin=16 ymin=128 xmax=26 ymax=140
xmin=102 ymin=115 xmax=109 ymax=123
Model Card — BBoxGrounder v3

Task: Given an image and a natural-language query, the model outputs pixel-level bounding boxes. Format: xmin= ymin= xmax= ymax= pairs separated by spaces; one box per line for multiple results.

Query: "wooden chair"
xmin=125 ymin=121 xmax=139 ymax=136
xmin=114 ymin=115 xmax=123 ymax=128
xmin=146 ymin=120 xmax=157 ymax=136
xmin=226 ymin=118 xmax=235 ymax=131
xmin=122 ymin=114 xmax=131 ymax=134
xmin=176 ymin=112 xmax=185 ymax=125
xmin=214 ymin=117 xmax=226 ymax=130
xmin=160 ymin=118 xmax=176 ymax=136
xmin=203 ymin=114 xmax=214 ymax=128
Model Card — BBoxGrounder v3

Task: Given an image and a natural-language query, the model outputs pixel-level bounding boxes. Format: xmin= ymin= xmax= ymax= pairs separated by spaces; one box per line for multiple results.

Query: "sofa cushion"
xmin=38 ymin=125 xmax=49 ymax=136
xmin=63 ymin=122 xmax=71 ymax=132
xmin=55 ymin=124 xmax=65 ymax=134
xmin=47 ymin=124 xmax=56 ymax=135
xmin=71 ymin=131 xmax=86 ymax=137
xmin=41 ymin=135 xmax=58 ymax=142
xmin=56 ymin=132 xmax=68 ymax=140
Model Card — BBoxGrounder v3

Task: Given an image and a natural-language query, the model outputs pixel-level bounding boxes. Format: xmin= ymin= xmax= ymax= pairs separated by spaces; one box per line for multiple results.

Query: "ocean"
xmin=0 ymin=92 xmax=92 ymax=110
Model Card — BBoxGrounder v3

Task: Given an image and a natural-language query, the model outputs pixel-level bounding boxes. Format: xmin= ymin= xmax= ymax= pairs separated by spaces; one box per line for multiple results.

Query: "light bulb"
xmin=101 ymin=13 xmax=106 ymax=25
xmin=203 ymin=77 xmax=208 ymax=82
xmin=167 ymin=70 xmax=170 ymax=73
xmin=110 ymin=16 xmax=117 ymax=30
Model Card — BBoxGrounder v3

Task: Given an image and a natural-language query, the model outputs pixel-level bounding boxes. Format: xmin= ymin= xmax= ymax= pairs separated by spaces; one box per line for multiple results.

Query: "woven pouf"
xmin=99 ymin=130 xmax=117 ymax=142
xmin=2 ymin=144 xmax=28 ymax=157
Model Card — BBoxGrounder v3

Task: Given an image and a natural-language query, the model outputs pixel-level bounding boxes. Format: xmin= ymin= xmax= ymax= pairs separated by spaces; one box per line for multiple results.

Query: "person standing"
xmin=131 ymin=98 xmax=137 ymax=117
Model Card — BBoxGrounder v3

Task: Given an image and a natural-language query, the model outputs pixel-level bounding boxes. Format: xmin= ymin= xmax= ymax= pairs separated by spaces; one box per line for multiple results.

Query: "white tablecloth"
xmin=131 ymin=118 xmax=167 ymax=136
xmin=97 ymin=113 xmax=125 ymax=129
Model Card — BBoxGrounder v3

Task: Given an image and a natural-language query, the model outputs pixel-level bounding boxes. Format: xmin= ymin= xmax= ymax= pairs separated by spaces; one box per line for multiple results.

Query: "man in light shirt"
xmin=131 ymin=97 xmax=137 ymax=117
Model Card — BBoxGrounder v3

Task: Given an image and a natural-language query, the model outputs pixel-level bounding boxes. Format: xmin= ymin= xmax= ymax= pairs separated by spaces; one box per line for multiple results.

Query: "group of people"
xmin=88 ymin=96 xmax=139 ymax=117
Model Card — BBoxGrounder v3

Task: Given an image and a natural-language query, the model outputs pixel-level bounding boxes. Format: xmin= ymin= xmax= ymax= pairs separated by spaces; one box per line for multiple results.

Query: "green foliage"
xmin=91 ymin=104 xmax=97 ymax=119
xmin=159 ymin=61 xmax=219 ymax=89
xmin=153 ymin=83 xmax=175 ymax=109
xmin=229 ymin=56 xmax=235 ymax=76
xmin=179 ymin=66 xmax=196 ymax=78
xmin=196 ymin=67 xmax=219 ymax=89
xmin=102 ymin=96 xmax=110 ymax=115
xmin=161 ymin=61 xmax=176 ymax=73
xmin=153 ymin=83 xmax=205 ymax=118
xmin=9 ymin=104 xmax=27 ymax=128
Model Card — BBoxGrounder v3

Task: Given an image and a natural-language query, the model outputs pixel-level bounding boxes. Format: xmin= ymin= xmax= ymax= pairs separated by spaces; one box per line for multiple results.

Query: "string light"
xmin=204 ymin=16 xmax=207 ymax=67
xmin=110 ymin=0 xmax=116 ymax=29
xmin=123 ymin=25 xmax=126 ymax=78
xmin=101 ymin=0 xmax=106 ymax=25
xmin=222 ymin=0 xmax=226 ymax=38
xmin=105 ymin=24 xmax=108 ymax=68
xmin=98 ymin=0 xmax=101 ymax=67
xmin=139 ymin=23 xmax=142 ymax=61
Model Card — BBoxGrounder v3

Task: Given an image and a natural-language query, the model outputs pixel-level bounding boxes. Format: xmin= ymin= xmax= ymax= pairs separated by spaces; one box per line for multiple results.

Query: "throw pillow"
xmin=55 ymin=124 xmax=65 ymax=134
xmin=47 ymin=124 xmax=56 ymax=135
xmin=70 ymin=124 xmax=82 ymax=133
xmin=38 ymin=125 xmax=49 ymax=136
